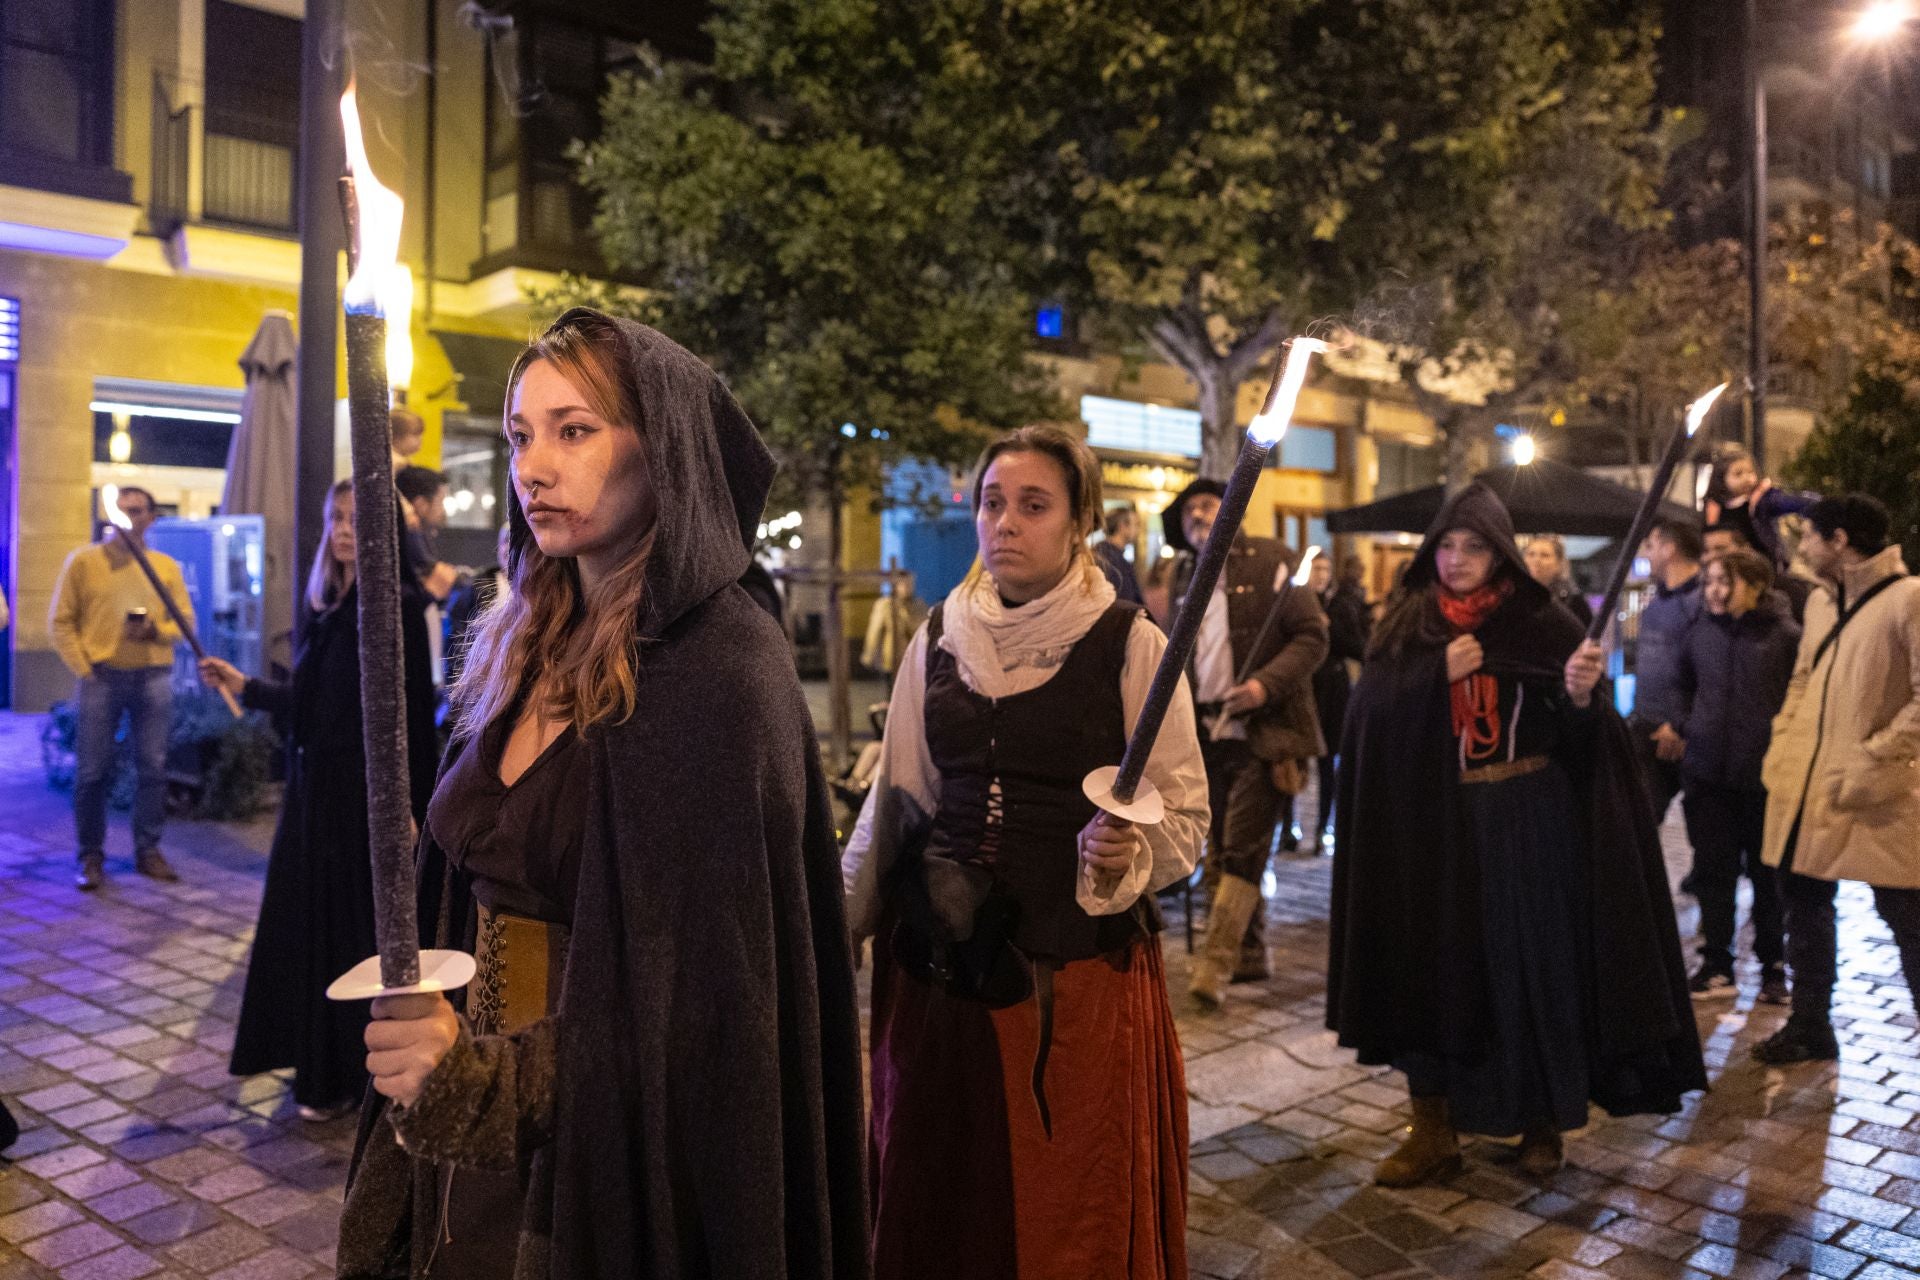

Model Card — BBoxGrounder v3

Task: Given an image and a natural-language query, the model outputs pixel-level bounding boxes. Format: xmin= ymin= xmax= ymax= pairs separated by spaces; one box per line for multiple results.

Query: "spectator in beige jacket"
xmin=1755 ymin=495 xmax=1920 ymax=1064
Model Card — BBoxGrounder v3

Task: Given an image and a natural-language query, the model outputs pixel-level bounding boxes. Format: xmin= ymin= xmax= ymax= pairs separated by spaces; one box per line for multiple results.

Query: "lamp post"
xmin=1746 ymin=0 xmax=1769 ymax=473
xmin=1747 ymin=1 xmax=1916 ymax=474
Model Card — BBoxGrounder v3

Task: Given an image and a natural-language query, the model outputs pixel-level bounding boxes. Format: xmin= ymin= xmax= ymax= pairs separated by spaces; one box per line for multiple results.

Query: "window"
xmin=1080 ymin=395 xmax=1202 ymax=458
xmin=203 ymin=1 xmax=301 ymax=230
xmin=482 ymin=16 xmax=649 ymax=264
xmin=0 ymin=0 xmax=118 ymax=180
xmin=1269 ymin=424 xmax=1338 ymax=473
xmin=1376 ymin=438 xmax=1443 ymax=496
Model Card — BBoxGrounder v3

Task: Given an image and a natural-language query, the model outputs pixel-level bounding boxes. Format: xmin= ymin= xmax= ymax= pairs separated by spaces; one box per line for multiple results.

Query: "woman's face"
xmin=976 ymin=449 xmax=1078 ymax=603
xmin=1522 ymin=538 xmax=1563 ymax=586
xmin=1703 ymin=560 xmax=1731 ymax=615
xmin=508 ymin=359 xmax=654 ymax=575
xmin=326 ymin=491 xmax=356 ymax=569
xmin=1434 ymin=529 xmax=1496 ymax=595
xmin=1722 ymin=456 xmax=1758 ymax=500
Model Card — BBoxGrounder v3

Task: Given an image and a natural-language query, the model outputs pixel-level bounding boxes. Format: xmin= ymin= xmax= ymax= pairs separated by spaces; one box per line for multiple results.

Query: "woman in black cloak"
xmin=201 ymin=478 xmax=438 ymax=1118
xmin=1328 ymin=483 xmax=1705 ymax=1185
xmin=335 ymin=308 xmax=866 ymax=1280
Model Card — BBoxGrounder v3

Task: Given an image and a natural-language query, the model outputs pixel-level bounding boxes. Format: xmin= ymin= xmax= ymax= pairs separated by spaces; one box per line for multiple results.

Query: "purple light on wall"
xmin=0 ymin=222 xmax=127 ymax=261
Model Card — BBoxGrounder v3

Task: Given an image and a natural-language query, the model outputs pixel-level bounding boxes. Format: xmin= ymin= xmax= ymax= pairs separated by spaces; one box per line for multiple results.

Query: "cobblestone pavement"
xmin=1 ymin=709 xmax=1916 ymax=1278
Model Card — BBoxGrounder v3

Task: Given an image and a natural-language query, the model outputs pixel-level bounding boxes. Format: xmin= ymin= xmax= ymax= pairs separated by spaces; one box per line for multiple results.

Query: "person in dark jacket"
xmin=1675 ymin=547 xmax=1799 ymax=1004
xmin=1707 ymin=521 xmax=1813 ymax=624
xmin=1329 ymin=484 xmax=1705 ymax=1185
xmin=1091 ymin=505 xmax=1146 ymax=606
xmin=445 ymin=524 xmax=511 ymax=687
xmin=1166 ymin=480 xmax=1329 ymax=1005
xmin=1630 ymin=517 xmax=1705 ymax=827
xmin=1303 ymin=552 xmax=1371 ymax=856
xmin=335 ymin=309 xmax=867 ymax=1279
xmin=199 ymin=479 xmax=440 ymax=1119
xmin=1523 ymin=534 xmax=1593 ymax=628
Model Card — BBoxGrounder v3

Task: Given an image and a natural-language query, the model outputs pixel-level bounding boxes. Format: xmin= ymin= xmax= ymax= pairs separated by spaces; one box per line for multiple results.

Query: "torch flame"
xmin=1248 ymin=337 xmax=1329 ymax=447
xmin=1290 ymin=544 xmax=1322 ymax=588
xmin=339 ymin=87 xmax=407 ymax=320
xmin=1685 ymin=383 xmax=1730 ymax=438
xmin=100 ymin=484 xmax=133 ymax=531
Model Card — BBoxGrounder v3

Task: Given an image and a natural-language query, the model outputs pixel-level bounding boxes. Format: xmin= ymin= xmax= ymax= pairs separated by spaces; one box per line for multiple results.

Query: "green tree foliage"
xmin=1786 ymin=370 xmax=1920 ymax=568
xmin=567 ymin=19 xmax=1059 ymax=516
xmin=944 ymin=0 xmax=1672 ymax=478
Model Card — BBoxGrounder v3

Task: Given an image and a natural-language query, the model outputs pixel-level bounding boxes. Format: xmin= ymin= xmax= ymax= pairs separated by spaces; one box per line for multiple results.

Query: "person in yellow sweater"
xmin=49 ymin=486 xmax=191 ymax=890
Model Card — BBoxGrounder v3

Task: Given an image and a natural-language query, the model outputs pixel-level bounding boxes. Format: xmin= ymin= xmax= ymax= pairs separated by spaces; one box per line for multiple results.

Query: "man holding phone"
xmin=49 ymin=486 xmax=192 ymax=890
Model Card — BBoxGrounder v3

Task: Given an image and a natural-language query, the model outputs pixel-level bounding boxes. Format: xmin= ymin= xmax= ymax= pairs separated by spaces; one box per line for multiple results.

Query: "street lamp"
xmin=1751 ymin=1 xmax=1912 ymax=475
xmin=1511 ymin=434 xmax=1537 ymax=466
xmin=1853 ymin=1 xmax=1916 ymax=41
xmin=1747 ymin=0 xmax=1916 ymax=473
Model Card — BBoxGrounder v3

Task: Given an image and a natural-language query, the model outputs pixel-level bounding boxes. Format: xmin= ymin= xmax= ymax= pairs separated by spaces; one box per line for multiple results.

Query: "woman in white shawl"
xmin=844 ymin=425 xmax=1207 ymax=1280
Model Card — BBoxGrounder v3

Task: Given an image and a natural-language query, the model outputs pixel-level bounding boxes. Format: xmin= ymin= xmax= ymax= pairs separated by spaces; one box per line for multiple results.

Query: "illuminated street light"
xmin=1511 ymin=434 xmax=1537 ymax=466
xmin=1853 ymin=0 xmax=1915 ymax=40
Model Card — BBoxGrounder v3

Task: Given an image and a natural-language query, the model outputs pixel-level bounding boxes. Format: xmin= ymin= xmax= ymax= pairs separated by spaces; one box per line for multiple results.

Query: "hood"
xmin=1403 ymin=482 xmax=1548 ymax=607
xmin=506 ymin=308 xmax=776 ymax=637
xmin=1162 ymin=479 xmax=1228 ymax=556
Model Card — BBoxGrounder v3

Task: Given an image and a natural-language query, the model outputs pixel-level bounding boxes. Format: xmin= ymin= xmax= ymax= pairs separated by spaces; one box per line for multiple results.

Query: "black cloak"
xmin=340 ymin=310 xmax=868 ymax=1279
xmin=230 ymin=581 xmax=438 ymax=1107
xmin=1327 ymin=483 xmax=1705 ymax=1117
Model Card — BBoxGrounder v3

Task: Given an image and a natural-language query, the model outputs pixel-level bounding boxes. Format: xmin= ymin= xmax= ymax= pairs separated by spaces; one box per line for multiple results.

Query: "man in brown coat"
xmin=1755 ymin=494 xmax=1920 ymax=1064
xmin=1165 ymin=480 xmax=1329 ymax=1005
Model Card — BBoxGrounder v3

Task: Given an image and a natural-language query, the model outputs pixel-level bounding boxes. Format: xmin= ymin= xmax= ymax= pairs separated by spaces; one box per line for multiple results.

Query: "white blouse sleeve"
xmin=842 ymin=624 xmax=940 ymax=940
xmin=1078 ymin=614 xmax=1211 ymax=916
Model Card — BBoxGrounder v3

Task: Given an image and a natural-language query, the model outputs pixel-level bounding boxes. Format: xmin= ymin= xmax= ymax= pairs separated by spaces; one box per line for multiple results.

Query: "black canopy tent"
xmin=1325 ymin=457 xmax=1696 ymax=538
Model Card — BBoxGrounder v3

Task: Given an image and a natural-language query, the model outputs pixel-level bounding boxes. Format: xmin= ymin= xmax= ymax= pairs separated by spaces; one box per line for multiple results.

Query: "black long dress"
xmin=228 ymin=584 xmax=438 ymax=1109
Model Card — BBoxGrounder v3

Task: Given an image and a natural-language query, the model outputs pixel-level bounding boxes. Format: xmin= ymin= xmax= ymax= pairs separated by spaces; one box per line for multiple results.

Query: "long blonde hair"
xmin=963 ymin=424 xmax=1106 ymax=593
xmin=305 ymin=479 xmax=355 ymax=613
xmin=451 ymin=314 xmax=655 ymax=734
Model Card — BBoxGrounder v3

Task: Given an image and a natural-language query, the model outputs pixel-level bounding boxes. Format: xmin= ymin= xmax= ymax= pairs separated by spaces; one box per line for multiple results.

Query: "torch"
xmin=1586 ymin=383 xmax=1729 ymax=644
xmin=325 ymin=88 xmax=473 ymax=1004
xmin=98 ymin=486 xmax=242 ymax=719
xmin=1084 ymin=338 xmax=1328 ymax=828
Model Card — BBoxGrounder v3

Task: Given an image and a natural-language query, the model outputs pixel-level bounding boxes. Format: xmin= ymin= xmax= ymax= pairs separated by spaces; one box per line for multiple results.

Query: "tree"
xmin=939 ymin=0 xmax=1673 ymax=478
xmin=1786 ymin=370 xmax=1920 ymax=568
xmin=568 ymin=25 xmax=1058 ymax=522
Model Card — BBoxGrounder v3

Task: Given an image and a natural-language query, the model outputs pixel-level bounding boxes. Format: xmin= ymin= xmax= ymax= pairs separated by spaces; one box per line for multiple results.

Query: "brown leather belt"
xmin=1460 ymin=755 xmax=1550 ymax=785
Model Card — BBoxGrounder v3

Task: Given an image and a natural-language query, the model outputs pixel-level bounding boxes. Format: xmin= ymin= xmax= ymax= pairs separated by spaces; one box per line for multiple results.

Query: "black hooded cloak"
xmin=339 ymin=310 xmax=868 ymax=1279
xmin=1327 ymin=484 xmax=1705 ymax=1121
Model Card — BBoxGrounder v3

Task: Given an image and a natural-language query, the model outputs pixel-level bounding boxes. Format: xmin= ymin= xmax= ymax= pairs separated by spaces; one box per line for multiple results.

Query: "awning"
xmin=431 ymin=330 xmax=528 ymax=418
xmin=1326 ymin=457 xmax=1696 ymax=537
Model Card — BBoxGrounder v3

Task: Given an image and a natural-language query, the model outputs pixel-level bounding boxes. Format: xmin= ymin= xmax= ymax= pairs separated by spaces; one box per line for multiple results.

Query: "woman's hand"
xmin=1564 ymin=641 xmax=1605 ymax=709
xmin=1078 ymin=811 xmax=1140 ymax=879
xmin=365 ymin=993 xmax=459 ymax=1108
xmin=198 ymin=657 xmax=245 ymax=697
xmin=1445 ymin=635 xmax=1484 ymax=683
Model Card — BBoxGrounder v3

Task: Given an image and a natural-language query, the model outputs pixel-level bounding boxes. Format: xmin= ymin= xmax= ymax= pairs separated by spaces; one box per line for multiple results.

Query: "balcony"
xmin=150 ymin=76 xmax=296 ymax=239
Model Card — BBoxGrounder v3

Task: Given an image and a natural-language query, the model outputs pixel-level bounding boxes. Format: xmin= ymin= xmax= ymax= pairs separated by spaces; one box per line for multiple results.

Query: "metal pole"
xmin=295 ymin=0 xmax=344 ymax=645
xmin=1747 ymin=0 xmax=1769 ymax=474
xmin=825 ymin=459 xmax=851 ymax=772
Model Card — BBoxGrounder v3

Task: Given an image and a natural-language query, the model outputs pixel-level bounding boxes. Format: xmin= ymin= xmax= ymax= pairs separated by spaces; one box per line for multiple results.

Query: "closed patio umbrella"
xmin=1326 ymin=457 xmax=1696 ymax=537
xmin=223 ymin=310 xmax=299 ymax=674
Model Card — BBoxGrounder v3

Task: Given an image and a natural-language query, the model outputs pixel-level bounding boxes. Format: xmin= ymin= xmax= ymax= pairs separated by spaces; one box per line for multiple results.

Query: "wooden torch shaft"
xmin=1587 ymin=415 xmax=1692 ymax=644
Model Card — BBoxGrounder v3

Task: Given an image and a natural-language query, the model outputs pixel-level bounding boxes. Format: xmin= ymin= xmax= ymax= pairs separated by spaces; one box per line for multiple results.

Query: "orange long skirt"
xmin=868 ymin=932 xmax=1189 ymax=1280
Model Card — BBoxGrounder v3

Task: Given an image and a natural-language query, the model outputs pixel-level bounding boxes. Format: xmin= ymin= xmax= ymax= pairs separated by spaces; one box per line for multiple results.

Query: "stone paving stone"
xmin=18 ymin=1221 xmax=123 ymax=1268
xmin=61 ymin=1246 xmax=166 ymax=1280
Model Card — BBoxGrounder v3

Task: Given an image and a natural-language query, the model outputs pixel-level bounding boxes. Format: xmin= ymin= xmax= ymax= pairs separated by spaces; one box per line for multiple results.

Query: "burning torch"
xmin=324 ymin=87 xmax=473 ymax=1004
xmin=1587 ymin=383 xmax=1729 ymax=644
xmin=1084 ymin=338 xmax=1328 ymax=828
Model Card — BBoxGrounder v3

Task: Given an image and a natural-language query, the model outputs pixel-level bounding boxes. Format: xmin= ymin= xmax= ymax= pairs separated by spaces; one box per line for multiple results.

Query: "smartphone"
xmin=126 ymin=607 xmax=149 ymax=624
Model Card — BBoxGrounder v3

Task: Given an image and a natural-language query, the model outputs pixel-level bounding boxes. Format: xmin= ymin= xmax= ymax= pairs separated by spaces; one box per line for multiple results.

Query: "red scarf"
xmin=1435 ymin=580 xmax=1511 ymax=760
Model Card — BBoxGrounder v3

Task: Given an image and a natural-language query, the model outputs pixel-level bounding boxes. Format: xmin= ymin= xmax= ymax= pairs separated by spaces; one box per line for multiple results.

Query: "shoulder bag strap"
xmin=1810 ymin=573 xmax=1906 ymax=672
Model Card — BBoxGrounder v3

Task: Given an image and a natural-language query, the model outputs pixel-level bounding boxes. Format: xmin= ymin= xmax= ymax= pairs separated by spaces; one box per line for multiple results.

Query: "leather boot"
xmin=1233 ymin=888 xmax=1269 ymax=982
xmin=1190 ymin=875 xmax=1260 ymax=1007
xmin=1375 ymin=1095 xmax=1462 ymax=1187
xmin=1517 ymin=1126 xmax=1563 ymax=1178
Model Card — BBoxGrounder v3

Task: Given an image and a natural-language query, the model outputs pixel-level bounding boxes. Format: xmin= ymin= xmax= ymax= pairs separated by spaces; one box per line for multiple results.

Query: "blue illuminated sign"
xmin=1035 ymin=305 xmax=1065 ymax=340
xmin=0 ymin=297 xmax=16 ymax=363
